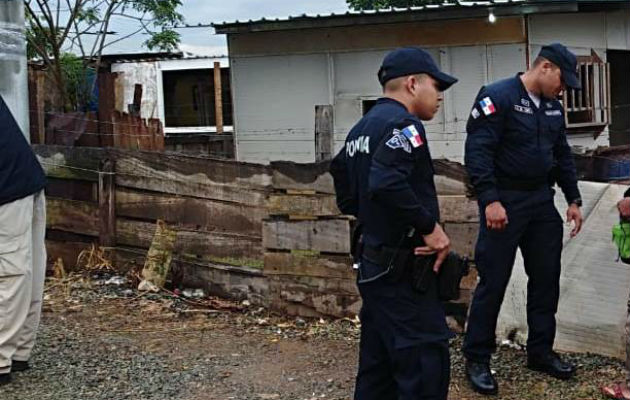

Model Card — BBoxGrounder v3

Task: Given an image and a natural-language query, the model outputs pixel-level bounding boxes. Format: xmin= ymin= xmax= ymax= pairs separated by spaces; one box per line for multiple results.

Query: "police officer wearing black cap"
xmin=463 ymin=43 xmax=584 ymax=395
xmin=330 ymin=47 xmax=457 ymax=400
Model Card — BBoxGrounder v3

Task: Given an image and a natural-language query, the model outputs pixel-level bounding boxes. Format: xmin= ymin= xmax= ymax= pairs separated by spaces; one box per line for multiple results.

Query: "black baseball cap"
xmin=538 ymin=43 xmax=581 ymax=90
xmin=377 ymin=47 xmax=458 ymax=91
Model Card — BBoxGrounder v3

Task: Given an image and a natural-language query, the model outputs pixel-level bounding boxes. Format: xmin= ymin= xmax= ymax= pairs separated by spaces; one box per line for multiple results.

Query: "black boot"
xmin=527 ymin=351 xmax=575 ymax=380
xmin=0 ymin=373 xmax=11 ymax=386
xmin=12 ymin=360 xmax=30 ymax=372
xmin=465 ymin=359 xmax=498 ymax=395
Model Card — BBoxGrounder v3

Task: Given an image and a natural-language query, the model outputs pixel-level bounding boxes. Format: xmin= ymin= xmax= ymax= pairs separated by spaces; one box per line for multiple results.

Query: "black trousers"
xmin=354 ymin=265 xmax=451 ymax=400
xmin=463 ymin=191 xmax=563 ymax=362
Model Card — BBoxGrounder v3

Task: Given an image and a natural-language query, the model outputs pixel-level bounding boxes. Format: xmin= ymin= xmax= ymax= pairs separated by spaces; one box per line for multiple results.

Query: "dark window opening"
xmin=564 ymin=53 xmax=610 ymax=131
xmin=162 ymin=68 xmax=233 ymax=128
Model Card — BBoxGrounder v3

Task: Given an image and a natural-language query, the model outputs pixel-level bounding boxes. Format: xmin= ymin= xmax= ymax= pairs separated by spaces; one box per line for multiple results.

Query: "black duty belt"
xmin=496 ymin=177 xmax=549 ymax=191
xmin=362 ymin=243 xmax=411 ymax=267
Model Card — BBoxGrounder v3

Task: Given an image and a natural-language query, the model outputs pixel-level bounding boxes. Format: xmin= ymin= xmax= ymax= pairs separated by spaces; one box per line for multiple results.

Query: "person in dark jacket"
xmin=462 ymin=43 xmax=584 ymax=395
xmin=330 ymin=47 xmax=457 ymax=400
xmin=0 ymin=93 xmax=47 ymax=386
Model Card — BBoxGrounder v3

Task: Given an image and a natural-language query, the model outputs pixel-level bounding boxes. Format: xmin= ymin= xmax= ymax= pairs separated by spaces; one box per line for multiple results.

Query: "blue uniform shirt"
xmin=331 ymin=97 xmax=439 ymax=249
xmin=0 ymin=94 xmax=46 ymax=206
xmin=464 ymin=74 xmax=581 ymax=207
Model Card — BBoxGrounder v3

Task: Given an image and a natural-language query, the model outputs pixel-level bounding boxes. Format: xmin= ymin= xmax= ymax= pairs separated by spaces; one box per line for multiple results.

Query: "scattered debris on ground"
xmin=0 ymin=271 xmax=626 ymax=399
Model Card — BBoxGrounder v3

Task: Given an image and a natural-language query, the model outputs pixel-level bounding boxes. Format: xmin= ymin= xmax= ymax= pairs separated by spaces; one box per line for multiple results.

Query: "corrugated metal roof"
xmin=212 ymin=0 xmax=629 ymax=33
xmin=105 ymin=54 xmax=228 ymax=64
xmin=212 ymin=0 xmax=526 ymax=28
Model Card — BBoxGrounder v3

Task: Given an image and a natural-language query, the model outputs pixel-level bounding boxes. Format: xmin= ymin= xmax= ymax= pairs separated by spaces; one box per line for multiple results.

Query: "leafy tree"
xmin=347 ymin=0 xmax=447 ymax=10
xmin=25 ymin=0 xmax=184 ymax=111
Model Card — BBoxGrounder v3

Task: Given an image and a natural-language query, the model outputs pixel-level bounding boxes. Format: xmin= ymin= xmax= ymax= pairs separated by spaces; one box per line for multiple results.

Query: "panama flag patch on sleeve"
xmin=401 ymin=124 xmax=423 ymax=148
xmin=480 ymin=97 xmax=496 ymax=116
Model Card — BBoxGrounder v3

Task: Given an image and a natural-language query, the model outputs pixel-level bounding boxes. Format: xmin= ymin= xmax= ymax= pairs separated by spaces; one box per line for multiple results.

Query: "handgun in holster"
xmin=350 ymin=222 xmax=363 ymax=270
xmin=358 ymin=227 xmax=415 ymax=283
xmin=412 ymin=251 xmax=470 ymax=301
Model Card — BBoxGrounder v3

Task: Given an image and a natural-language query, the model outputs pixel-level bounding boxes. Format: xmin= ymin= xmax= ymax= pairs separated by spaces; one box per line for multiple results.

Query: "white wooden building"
xmin=108 ymin=54 xmax=232 ymax=137
xmin=213 ymin=0 xmax=630 ymax=164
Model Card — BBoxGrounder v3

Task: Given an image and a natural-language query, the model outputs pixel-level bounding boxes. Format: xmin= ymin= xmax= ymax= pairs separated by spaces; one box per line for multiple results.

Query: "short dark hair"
xmin=533 ymin=56 xmax=546 ymax=67
xmin=533 ymin=56 xmax=560 ymax=70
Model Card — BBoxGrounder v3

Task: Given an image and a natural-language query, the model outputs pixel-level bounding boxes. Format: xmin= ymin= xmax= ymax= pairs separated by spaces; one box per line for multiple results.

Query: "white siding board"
xmin=529 ymin=13 xmax=607 ymax=50
xmin=111 ymin=61 xmax=160 ymax=119
xmin=606 ymin=10 xmax=630 ymax=50
xmin=231 ymin=54 xmax=330 ymax=164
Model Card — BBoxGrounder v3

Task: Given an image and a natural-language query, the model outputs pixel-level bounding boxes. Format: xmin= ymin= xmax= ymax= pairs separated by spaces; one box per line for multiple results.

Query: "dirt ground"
xmin=0 ymin=274 xmax=627 ymax=400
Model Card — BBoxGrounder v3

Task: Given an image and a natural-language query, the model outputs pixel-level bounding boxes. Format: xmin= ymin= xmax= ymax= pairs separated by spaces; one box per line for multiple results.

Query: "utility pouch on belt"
xmin=358 ymin=228 xmax=414 ymax=284
xmin=412 ymin=251 xmax=470 ymax=301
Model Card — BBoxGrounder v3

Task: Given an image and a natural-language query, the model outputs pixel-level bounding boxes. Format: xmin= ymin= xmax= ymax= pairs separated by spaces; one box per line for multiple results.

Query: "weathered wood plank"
xmin=443 ymin=222 xmax=478 ymax=258
xmin=434 ymin=175 xmax=468 ymax=195
xmin=116 ymin=188 xmax=265 ymax=236
xmin=116 ymin=218 xmax=262 ymax=258
xmin=262 ymin=219 xmax=351 ymax=254
xmin=268 ymin=275 xmax=360 ymax=318
xmin=271 ymin=160 xmax=335 ymax=194
xmin=140 ymin=220 xmax=177 ymax=289
xmin=315 ymin=105 xmax=334 ymax=162
xmin=34 ymin=145 xmax=106 ymax=181
xmin=266 ymin=193 xmax=340 ymax=217
xmin=99 ymin=159 xmax=116 ymax=247
xmin=438 ymin=195 xmax=479 ymax=223
xmin=45 ymin=178 xmax=97 ymax=202
xmin=114 ymin=149 xmax=272 ymax=206
xmin=264 ymin=252 xmax=353 ymax=279
xmin=46 ymin=197 xmax=99 ymax=237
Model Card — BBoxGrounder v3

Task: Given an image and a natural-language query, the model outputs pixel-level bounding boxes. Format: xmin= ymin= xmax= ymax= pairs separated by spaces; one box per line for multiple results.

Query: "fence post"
xmin=98 ymin=159 xmax=116 ymax=248
xmin=315 ymin=105 xmax=334 ymax=162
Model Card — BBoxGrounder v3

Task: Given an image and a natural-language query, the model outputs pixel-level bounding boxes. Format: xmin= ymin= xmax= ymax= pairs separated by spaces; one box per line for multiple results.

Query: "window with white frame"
xmin=563 ymin=55 xmax=611 ymax=129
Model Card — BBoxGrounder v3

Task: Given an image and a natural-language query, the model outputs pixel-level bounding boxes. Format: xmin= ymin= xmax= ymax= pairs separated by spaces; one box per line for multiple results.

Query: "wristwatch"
xmin=570 ymin=198 xmax=582 ymax=207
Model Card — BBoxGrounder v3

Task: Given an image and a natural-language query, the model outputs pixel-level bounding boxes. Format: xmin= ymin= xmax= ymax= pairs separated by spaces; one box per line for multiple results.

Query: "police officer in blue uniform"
xmin=463 ymin=43 xmax=584 ymax=395
xmin=330 ymin=47 xmax=457 ymax=400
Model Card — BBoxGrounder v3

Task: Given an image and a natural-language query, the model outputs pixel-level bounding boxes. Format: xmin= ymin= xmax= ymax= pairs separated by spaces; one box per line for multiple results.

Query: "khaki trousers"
xmin=0 ymin=190 xmax=46 ymax=374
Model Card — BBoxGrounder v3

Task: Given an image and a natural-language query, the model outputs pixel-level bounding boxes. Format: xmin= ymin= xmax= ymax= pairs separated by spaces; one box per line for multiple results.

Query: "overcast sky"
xmin=106 ymin=0 xmax=350 ymax=56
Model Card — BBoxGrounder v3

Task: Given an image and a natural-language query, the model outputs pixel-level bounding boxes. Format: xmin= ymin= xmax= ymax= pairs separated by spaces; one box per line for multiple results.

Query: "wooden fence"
xmin=35 ymin=145 xmax=479 ymax=318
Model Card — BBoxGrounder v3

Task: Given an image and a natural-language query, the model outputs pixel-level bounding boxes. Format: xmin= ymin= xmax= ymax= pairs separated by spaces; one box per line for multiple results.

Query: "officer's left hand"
xmin=566 ymin=204 xmax=583 ymax=237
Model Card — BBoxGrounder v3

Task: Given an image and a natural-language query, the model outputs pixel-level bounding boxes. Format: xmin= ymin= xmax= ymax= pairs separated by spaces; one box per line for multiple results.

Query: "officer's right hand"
xmin=415 ymin=223 xmax=450 ymax=273
xmin=485 ymin=201 xmax=508 ymax=230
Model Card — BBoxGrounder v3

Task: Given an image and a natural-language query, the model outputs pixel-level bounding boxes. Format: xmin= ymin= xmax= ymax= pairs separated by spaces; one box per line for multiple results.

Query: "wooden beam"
xmin=34 ymin=145 xmax=106 ymax=182
xmin=264 ymin=252 xmax=353 ymax=279
xmin=438 ymin=195 xmax=479 ymax=223
xmin=271 ymin=160 xmax=335 ymax=194
xmin=266 ymin=193 xmax=339 ymax=217
xmin=116 ymin=187 xmax=265 ymax=236
xmin=98 ymin=159 xmax=116 ymax=247
xmin=116 ymin=218 xmax=262 ymax=258
xmin=262 ymin=218 xmax=351 ymax=254
xmin=214 ymin=61 xmax=224 ymax=134
xmin=46 ymin=197 xmax=99 ymax=237
xmin=130 ymin=83 xmax=143 ymax=116
xmin=114 ymin=149 xmax=271 ymax=206
xmin=227 ymin=17 xmax=526 ymax=56
xmin=315 ymin=105 xmax=334 ymax=162
xmin=443 ymin=222 xmax=478 ymax=258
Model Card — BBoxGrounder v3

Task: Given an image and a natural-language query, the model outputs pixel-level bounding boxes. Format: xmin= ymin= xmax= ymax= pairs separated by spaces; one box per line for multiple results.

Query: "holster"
xmin=361 ymin=243 xmax=411 ymax=282
xmin=411 ymin=251 xmax=470 ymax=301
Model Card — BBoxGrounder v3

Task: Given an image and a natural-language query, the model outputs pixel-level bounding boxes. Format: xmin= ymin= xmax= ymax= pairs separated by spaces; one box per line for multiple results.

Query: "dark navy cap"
xmin=378 ymin=47 xmax=458 ymax=91
xmin=539 ymin=43 xmax=581 ymax=90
